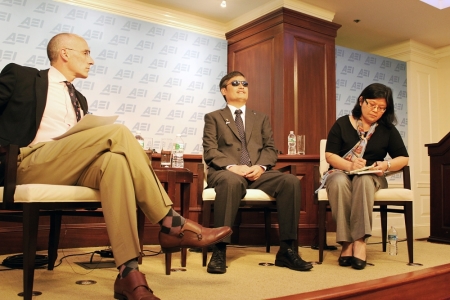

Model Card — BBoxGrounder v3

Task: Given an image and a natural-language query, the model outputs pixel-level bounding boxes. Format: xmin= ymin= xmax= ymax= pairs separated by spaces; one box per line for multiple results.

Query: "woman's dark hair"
xmin=219 ymin=71 xmax=245 ymax=101
xmin=351 ymin=83 xmax=397 ymax=127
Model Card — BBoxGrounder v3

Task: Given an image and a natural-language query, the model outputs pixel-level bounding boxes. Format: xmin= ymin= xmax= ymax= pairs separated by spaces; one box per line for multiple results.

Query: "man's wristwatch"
xmin=385 ymin=160 xmax=391 ymax=173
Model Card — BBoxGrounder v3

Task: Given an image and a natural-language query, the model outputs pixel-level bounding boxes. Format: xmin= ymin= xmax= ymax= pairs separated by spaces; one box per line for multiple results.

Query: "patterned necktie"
xmin=235 ymin=109 xmax=251 ymax=166
xmin=64 ymin=81 xmax=81 ymax=122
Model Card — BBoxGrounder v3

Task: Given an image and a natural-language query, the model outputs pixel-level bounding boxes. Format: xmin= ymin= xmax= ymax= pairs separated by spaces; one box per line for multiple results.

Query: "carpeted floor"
xmin=1 ymin=234 xmax=450 ymax=299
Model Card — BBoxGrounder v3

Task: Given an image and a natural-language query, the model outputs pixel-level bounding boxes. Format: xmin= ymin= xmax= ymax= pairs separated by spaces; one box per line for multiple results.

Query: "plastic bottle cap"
xmin=290 ymin=131 xmax=294 ymax=134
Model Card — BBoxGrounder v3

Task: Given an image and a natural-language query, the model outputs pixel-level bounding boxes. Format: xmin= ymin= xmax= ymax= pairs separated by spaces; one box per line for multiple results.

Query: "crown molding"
xmin=372 ymin=40 xmax=440 ymax=68
xmin=56 ymin=0 xmax=334 ymax=39
xmin=224 ymin=0 xmax=334 ymax=33
xmin=55 ymin=0 xmax=226 ymax=38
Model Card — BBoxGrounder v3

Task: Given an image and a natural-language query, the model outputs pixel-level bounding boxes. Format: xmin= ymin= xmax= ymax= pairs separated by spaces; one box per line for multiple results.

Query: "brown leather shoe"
xmin=158 ymin=219 xmax=232 ymax=253
xmin=114 ymin=271 xmax=160 ymax=300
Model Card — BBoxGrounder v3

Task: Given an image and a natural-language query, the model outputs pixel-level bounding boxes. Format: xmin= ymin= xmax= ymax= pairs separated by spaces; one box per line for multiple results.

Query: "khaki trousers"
xmin=325 ymin=172 xmax=387 ymax=243
xmin=17 ymin=124 xmax=172 ymax=266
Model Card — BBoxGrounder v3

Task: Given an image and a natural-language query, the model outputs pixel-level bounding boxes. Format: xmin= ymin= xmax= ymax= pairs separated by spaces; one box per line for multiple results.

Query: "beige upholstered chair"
xmin=0 ymin=144 xmax=175 ymax=299
xmin=313 ymin=139 xmax=415 ymax=264
xmin=0 ymin=144 xmax=103 ymax=300
xmin=197 ymin=160 xmax=296 ymax=266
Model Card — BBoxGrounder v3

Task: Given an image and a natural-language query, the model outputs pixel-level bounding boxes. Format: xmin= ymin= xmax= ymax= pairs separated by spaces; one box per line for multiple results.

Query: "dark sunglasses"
xmin=227 ymin=80 xmax=249 ymax=87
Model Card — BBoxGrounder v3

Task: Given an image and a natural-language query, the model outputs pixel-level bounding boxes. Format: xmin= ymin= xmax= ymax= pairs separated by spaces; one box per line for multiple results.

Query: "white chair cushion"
xmin=0 ymin=184 xmax=101 ymax=203
xmin=317 ymin=188 xmax=413 ymax=202
xmin=202 ymin=188 xmax=275 ymax=201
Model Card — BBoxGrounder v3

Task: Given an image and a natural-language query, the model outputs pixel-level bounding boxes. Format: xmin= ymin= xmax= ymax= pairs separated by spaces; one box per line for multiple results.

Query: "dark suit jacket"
xmin=0 ymin=63 xmax=88 ymax=184
xmin=202 ymin=106 xmax=278 ymax=171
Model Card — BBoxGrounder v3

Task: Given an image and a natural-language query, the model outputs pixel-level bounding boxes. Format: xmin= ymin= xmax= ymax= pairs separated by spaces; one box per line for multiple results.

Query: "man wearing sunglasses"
xmin=202 ymin=71 xmax=313 ymax=274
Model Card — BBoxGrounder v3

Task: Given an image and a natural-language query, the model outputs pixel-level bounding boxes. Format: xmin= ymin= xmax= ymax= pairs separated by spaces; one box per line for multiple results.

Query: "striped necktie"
xmin=235 ymin=109 xmax=251 ymax=166
xmin=64 ymin=81 xmax=81 ymax=122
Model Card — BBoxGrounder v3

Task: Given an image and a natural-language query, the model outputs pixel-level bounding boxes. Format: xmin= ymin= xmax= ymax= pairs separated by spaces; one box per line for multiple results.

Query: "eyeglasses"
xmin=227 ymin=80 xmax=248 ymax=87
xmin=364 ymin=99 xmax=386 ymax=112
xmin=64 ymin=48 xmax=91 ymax=57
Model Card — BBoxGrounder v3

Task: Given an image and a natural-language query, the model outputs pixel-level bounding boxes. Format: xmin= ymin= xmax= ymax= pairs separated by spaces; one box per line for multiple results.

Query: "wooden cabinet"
xmin=226 ymin=8 xmax=340 ymax=155
xmin=426 ymin=133 xmax=450 ymax=244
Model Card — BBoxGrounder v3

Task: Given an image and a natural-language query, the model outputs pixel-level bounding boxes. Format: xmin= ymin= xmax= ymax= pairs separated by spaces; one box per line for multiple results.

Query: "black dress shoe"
xmin=207 ymin=244 xmax=227 ymax=274
xmin=351 ymin=256 xmax=367 ymax=270
xmin=338 ymin=256 xmax=353 ymax=267
xmin=275 ymin=248 xmax=313 ymax=271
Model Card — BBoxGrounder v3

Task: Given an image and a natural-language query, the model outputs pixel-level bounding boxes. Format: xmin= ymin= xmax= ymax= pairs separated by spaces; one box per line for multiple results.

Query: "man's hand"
xmin=244 ymin=165 xmax=265 ymax=181
xmin=228 ymin=165 xmax=264 ymax=181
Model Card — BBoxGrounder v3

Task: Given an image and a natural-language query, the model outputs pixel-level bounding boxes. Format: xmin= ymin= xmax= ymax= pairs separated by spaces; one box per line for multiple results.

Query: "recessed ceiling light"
xmin=420 ymin=0 xmax=450 ymax=9
xmin=221 ymin=1 xmax=227 ymax=8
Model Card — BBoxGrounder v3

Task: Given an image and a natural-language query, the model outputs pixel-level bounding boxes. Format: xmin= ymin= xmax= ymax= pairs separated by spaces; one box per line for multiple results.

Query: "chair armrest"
xmin=0 ymin=144 xmax=19 ymax=208
xmin=384 ymin=165 xmax=411 ymax=189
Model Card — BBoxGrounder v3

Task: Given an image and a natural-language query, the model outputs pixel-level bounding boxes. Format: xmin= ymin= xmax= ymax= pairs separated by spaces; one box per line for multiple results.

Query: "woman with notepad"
xmin=323 ymin=83 xmax=409 ymax=270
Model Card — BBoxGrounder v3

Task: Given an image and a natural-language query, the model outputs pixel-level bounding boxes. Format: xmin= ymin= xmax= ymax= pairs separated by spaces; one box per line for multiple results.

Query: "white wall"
xmin=374 ymin=41 xmax=450 ymax=239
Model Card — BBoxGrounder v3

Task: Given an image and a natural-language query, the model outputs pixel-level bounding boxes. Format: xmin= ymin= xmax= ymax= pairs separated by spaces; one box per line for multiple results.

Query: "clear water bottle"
xmin=288 ymin=131 xmax=296 ymax=155
xmin=135 ymin=131 xmax=145 ymax=149
xmin=172 ymin=134 xmax=184 ymax=168
xmin=388 ymin=226 xmax=398 ymax=255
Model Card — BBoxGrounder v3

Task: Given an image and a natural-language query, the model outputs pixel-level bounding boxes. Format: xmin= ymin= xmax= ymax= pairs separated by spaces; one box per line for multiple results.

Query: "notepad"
xmin=345 ymin=165 xmax=382 ymax=175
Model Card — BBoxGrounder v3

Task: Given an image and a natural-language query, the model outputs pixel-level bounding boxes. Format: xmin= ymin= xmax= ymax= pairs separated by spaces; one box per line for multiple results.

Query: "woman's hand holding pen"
xmin=350 ymin=157 xmax=366 ymax=171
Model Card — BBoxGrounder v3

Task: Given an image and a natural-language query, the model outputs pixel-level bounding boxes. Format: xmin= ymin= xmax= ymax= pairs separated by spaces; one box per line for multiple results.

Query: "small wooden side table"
xmin=138 ymin=167 xmax=193 ymax=275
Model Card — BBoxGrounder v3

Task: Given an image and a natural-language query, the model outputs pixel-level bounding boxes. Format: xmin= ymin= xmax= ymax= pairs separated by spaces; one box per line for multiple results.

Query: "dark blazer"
xmin=0 ymin=63 xmax=88 ymax=184
xmin=202 ymin=106 xmax=278 ymax=171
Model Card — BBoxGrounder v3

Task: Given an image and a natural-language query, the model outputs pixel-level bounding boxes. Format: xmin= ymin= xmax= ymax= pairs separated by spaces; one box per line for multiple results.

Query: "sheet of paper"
xmin=53 ymin=115 xmax=119 ymax=140
xmin=352 ymin=170 xmax=383 ymax=175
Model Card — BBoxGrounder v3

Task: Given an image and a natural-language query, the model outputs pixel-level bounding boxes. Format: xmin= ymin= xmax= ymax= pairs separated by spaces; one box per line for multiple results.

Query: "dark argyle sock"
xmin=159 ymin=208 xmax=186 ymax=235
xmin=119 ymin=258 xmax=139 ymax=278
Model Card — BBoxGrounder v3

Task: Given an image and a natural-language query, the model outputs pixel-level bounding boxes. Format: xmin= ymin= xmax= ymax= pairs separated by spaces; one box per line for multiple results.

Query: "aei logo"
xmin=176 ymin=95 xmax=194 ymax=105
xmin=152 ymin=92 xmax=171 ymax=102
xmin=65 ymin=9 xmax=88 ymax=20
xmin=146 ymin=26 xmax=165 ymax=36
xmin=166 ymin=110 xmax=184 ymax=120
xmin=189 ymin=112 xmax=204 ymax=122
xmin=141 ymin=107 xmax=161 ymax=117
xmin=19 ymin=17 xmax=43 ymax=29
xmin=198 ymin=98 xmax=216 ymax=108
xmin=24 ymin=55 xmax=47 ymax=67
xmin=88 ymin=100 xmax=110 ymax=111
xmin=34 ymin=2 xmax=59 ymax=13
xmin=3 ymin=33 xmax=30 ymax=44
xmin=109 ymin=35 xmax=129 ymax=45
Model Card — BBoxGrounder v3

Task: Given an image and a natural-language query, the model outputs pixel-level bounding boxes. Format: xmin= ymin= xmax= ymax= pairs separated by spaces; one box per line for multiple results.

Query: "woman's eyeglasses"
xmin=227 ymin=80 xmax=248 ymax=87
xmin=364 ymin=99 xmax=386 ymax=112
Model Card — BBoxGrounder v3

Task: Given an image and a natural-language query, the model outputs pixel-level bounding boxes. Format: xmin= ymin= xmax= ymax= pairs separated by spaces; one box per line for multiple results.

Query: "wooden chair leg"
xmin=380 ymin=205 xmax=388 ymax=252
xmin=165 ymin=253 xmax=172 ymax=275
xmin=264 ymin=208 xmax=271 ymax=253
xmin=181 ymin=248 xmax=187 ymax=267
xmin=318 ymin=201 xmax=327 ymax=262
xmin=137 ymin=208 xmax=146 ymax=265
xmin=202 ymin=202 xmax=212 ymax=266
xmin=404 ymin=203 xmax=414 ymax=264
xmin=47 ymin=211 xmax=62 ymax=270
xmin=23 ymin=204 xmax=40 ymax=300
